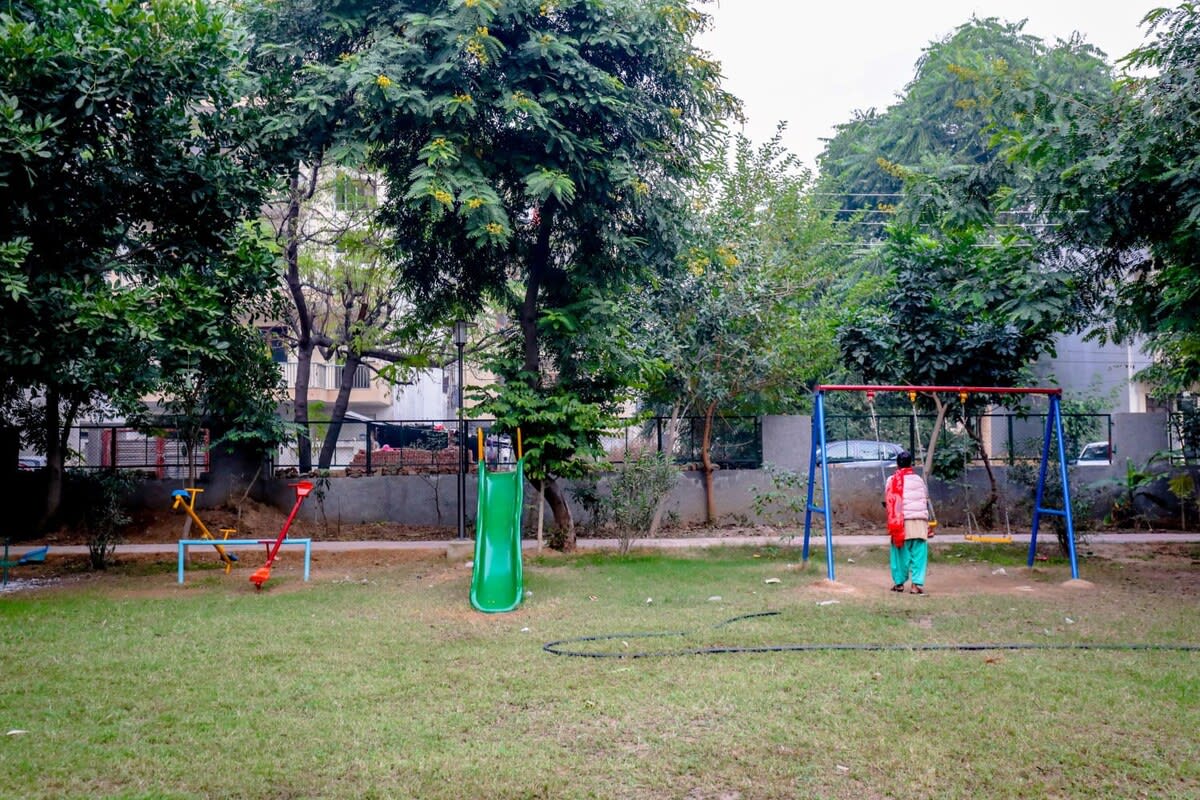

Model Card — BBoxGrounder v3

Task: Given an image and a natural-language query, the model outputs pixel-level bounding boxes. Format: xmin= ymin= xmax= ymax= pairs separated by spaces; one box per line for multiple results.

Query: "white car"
xmin=1074 ymin=441 xmax=1112 ymax=466
xmin=817 ymin=439 xmax=906 ymax=468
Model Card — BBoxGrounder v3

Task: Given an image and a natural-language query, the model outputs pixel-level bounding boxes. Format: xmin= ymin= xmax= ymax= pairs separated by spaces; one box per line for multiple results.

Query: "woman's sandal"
xmin=891 ymin=584 xmax=905 ymax=592
xmin=910 ymin=585 xmax=925 ymax=595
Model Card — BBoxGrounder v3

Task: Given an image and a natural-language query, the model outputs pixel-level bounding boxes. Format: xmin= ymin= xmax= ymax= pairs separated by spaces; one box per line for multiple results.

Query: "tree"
xmin=244 ymin=4 xmax=444 ymax=474
xmin=818 ymin=17 xmax=1112 ymax=235
xmin=245 ymin=6 xmax=386 ymax=474
xmin=817 ymin=16 xmax=1114 ymax=524
xmin=639 ymin=129 xmax=853 ymax=522
xmin=337 ymin=0 xmax=735 ymax=549
xmin=260 ymin=161 xmax=436 ymax=471
xmin=0 ymin=0 xmax=277 ymax=524
xmin=837 ymin=224 xmax=1075 ymax=517
xmin=992 ymin=4 xmax=1200 ymax=394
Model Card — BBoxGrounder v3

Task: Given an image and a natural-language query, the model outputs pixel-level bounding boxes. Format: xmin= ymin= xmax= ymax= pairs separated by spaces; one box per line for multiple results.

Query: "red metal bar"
xmin=264 ymin=481 xmax=313 ymax=568
xmin=816 ymin=384 xmax=1062 ymax=396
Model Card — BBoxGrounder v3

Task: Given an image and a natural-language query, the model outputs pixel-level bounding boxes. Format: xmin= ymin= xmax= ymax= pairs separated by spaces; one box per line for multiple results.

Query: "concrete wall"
xmin=1032 ymin=333 xmax=1155 ymax=414
xmin=1113 ymin=412 xmax=1170 ymax=466
xmin=264 ymin=472 xmax=468 ymax=528
xmin=762 ymin=415 xmax=811 ymax=472
xmin=126 ymin=412 xmax=1176 ymax=531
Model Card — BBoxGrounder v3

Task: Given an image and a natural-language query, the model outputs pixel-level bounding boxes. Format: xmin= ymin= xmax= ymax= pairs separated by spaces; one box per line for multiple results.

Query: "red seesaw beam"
xmin=816 ymin=384 xmax=1062 ymax=396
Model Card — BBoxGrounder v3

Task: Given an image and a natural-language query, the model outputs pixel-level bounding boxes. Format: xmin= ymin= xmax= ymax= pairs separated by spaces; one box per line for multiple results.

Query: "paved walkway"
xmin=34 ymin=531 xmax=1200 ymax=556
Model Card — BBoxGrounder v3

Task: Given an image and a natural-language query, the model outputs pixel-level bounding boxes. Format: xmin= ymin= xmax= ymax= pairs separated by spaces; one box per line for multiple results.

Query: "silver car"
xmin=1074 ymin=441 xmax=1112 ymax=466
xmin=817 ymin=439 xmax=905 ymax=468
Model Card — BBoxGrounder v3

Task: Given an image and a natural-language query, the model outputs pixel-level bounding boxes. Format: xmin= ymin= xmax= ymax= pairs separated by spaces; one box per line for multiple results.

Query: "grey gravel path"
xmin=31 ymin=531 xmax=1200 ymax=556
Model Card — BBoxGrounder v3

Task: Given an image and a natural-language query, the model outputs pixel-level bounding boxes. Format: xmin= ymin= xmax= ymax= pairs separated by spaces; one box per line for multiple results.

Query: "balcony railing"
xmin=281 ymin=361 xmax=372 ymax=391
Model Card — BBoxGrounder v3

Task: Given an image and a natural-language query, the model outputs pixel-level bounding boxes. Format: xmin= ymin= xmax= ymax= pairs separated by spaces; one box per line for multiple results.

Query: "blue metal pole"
xmin=802 ymin=391 xmax=824 ymax=563
xmin=802 ymin=391 xmax=836 ymax=580
xmin=819 ymin=395 xmax=835 ymax=581
xmin=1029 ymin=404 xmax=1055 ymax=566
xmin=1051 ymin=395 xmax=1081 ymax=579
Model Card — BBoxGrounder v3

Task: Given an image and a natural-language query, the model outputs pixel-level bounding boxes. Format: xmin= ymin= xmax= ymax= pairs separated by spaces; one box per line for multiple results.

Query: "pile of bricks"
xmin=345 ymin=446 xmax=465 ymax=476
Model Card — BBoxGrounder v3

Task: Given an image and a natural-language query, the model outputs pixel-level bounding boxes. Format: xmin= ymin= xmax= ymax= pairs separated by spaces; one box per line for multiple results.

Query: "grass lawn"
xmin=1 ymin=542 xmax=1198 ymax=799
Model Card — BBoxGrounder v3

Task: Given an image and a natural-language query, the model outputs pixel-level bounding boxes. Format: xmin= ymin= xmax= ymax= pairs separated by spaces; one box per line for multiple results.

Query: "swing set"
xmin=803 ymin=384 xmax=1079 ymax=582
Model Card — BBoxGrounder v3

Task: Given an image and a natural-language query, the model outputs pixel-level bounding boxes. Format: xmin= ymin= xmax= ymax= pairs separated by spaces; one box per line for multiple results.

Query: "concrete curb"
xmin=31 ymin=531 xmax=1200 ymax=556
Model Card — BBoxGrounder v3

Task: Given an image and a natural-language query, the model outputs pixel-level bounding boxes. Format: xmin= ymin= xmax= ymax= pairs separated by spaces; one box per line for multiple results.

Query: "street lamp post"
xmin=453 ymin=320 xmax=469 ymax=540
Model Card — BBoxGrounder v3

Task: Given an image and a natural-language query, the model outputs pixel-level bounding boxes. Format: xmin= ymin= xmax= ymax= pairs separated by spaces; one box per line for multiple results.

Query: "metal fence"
xmin=61 ymin=411 xmax=1119 ymax=475
xmin=601 ymin=416 xmax=762 ymax=469
xmin=270 ymin=415 xmax=764 ymax=474
xmin=59 ymin=425 xmax=211 ymax=478
xmin=822 ymin=411 xmax=1113 ymax=464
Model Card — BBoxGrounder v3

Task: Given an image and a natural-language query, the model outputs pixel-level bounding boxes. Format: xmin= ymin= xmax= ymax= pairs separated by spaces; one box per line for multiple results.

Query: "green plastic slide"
xmin=470 ymin=458 xmax=525 ymax=613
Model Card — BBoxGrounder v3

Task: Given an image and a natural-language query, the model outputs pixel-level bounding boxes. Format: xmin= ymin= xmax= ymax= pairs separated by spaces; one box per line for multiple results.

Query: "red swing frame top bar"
xmin=816 ymin=384 xmax=1061 ymax=396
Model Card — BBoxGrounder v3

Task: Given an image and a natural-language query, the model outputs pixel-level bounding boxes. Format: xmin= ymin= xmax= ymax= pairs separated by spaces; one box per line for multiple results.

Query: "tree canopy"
xmin=314 ymin=0 xmax=736 ymax=546
xmin=818 ymin=17 xmax=1113 ymax=234
xmin=993 ymin=4 xmax=1200 ymax=394
xmin=0 ymin=0 xmax=278 ymax=522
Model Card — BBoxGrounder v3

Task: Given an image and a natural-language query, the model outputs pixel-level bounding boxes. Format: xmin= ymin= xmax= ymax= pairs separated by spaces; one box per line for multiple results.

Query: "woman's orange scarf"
xmin=885 ymin=467 xmax=911 ymax=547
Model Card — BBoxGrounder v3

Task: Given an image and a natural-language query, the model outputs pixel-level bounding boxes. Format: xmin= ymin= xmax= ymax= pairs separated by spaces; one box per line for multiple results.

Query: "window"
xmin=333 ymin=173 xmax=376 ymax=212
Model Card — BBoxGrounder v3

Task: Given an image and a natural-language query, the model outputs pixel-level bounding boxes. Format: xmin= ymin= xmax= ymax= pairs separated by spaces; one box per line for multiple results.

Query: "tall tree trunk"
xmin=543 ymin=476 xmax=575 ymax=551
xmin=284 ymin=165 xmax=318 ymax=473
xmin=921 ymin=394 xmax=950 ymax=478
xmin=317 ymin=352 xmax=363 ymax=469
xmin=519 ymin=200 xmax=555 ymax=375
xmin=647 ymin=403 xmax=684 ymax=539
xmin=39 ymin=387 xmax=63 ymax=530
xmin=38 ymin=390 xmax=79 ymax=530
xmin=293 ymin=342 xmax=314 ymax=473
xmin=519 ymin=201 xmax=577 ymax=548
xmin=701 ymin=400 xmax=717 ymax=524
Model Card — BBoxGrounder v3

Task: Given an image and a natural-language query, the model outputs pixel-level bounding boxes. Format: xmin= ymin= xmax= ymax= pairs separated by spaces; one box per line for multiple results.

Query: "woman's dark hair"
xmin=896 ymin=450 xmax=913 ymax=469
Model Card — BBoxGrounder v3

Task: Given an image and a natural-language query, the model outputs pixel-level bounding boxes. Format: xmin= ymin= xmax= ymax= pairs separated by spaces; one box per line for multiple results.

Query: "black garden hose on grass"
xmin=543 ymin=612 xmax=1200 ymax=659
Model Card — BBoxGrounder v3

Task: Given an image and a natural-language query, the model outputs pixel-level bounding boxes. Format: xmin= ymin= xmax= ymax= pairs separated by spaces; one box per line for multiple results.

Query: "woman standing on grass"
xmin=885 ymin=450 xmax=933 ymax=594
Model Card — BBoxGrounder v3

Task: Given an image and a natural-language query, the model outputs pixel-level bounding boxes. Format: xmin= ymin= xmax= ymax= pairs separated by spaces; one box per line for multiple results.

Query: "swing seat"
xmin=17 ymin=546 xmax=48 ymax=564
xmin=964 ymin=533 xmax=1013 ymax=544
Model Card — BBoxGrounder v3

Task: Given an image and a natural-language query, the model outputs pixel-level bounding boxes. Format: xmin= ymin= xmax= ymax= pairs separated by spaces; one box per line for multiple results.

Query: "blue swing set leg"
xmin=802 ymin=391 xmax=837 ymax=582
xmin=1030 ymin=394 xmax=1081 ymax=579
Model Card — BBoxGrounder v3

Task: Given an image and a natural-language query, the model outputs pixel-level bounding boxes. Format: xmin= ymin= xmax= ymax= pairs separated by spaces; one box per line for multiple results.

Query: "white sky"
xmin=697 ymin=1 xmax=1162 ymax=169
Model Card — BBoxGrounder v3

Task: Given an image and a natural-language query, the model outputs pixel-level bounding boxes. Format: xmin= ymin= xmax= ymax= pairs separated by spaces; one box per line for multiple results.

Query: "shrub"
xmin=749 ymin=463 xmax=807 ymax=534
xmin=65 ymin=470 xmax=138 ymax=569
xmin=576 ymin=452 xmax=680 ymax=554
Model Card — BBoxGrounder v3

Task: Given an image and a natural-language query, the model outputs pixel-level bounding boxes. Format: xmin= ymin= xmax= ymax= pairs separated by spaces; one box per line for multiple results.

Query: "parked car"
xmin=17 ymin=455 xmax=46 ymax=470
xmin=817 ymin=439 xmax=906 ymax=468
xmin=1074 ymin=441 xmax=1113 ymax=466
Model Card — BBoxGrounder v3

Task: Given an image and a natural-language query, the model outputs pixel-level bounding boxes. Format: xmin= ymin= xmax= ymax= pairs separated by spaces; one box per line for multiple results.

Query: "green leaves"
xmin=988 ymin=4 xmax=1200 ymax=392
xmin=1 ymin=0 xmax=279 ymax=460
xmin=523 ymin=167 xmax=577 ymax=205
xmin=837 ymin=223 xmax=1069 ymax=392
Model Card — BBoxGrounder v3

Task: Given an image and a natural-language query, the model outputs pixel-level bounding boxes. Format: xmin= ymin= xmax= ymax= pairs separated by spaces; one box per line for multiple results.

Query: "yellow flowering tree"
xmin=354 ymin=0 xmax=733 ymax=548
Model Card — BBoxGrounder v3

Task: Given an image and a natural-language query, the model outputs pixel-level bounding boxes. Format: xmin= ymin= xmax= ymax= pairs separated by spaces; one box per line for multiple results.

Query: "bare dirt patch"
xmin=7 ymin=503 xmax=1198 ymax=602
xmin=5 ymin=541 xmax=1196 ymax=605
xmin=24 ymin=503 xmax=456 ymax=547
